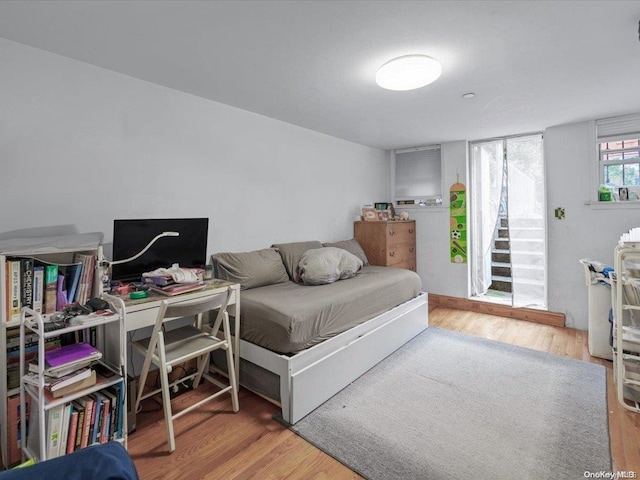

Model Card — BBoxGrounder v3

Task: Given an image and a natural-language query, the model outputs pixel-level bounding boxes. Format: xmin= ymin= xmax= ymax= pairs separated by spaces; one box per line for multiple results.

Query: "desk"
xmin=116 ymin=279 xmax=241 ymax=383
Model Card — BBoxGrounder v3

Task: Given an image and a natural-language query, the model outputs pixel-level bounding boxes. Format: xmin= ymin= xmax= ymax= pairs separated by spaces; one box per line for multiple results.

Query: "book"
xmin=22 ymin=367 xmax=93 ymax=394
xmin=76 ymin=396 xmax=95 ymax=449
xmin=65 ymin=263 xmax=82 ymax=306
xmin=149 ymin=281 xmax=206 ymax=296
xmin=8 ymin=260 xmax=21 ymax=319
xmin=46 ymin=402 xmax=66 ymax=459
xmin=51 ymin=370 xmax=97 ymax=399
xmin=72 ymin=400 xmax=85 ymax=451
xmin=44 ymin=265 xmax=58 ymax=314
xmin=73 ymin=254 xmax=96 ymax=305
xmin=56 ymin=274 xmax=68 ymax=311
xmin=21 ymin=258 xmax=34 ymax=310
xmin=57 ymin=403 xmax=72 ymax=459
xmin=45 ymin=342 xmax=101 ymax=369
xmin=95 ymin=392 xmax=112 ymax=444
xmin=100 ymin=388 xmax=118 ymax=441
xmin=105 ymin=382 xmax=124 ymax=439
xmin=66 ymin=409 xmax=79 ymax=454
xmin=32 ymin=266 xmax=44 ymax=314
xmin=7 ymin=394 xmax=30 ymax=466
xmin=89 ymin=393 xmax=102 ymax=445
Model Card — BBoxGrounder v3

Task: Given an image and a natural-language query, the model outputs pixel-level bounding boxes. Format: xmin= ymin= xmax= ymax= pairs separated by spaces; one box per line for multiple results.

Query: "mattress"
xmin=239 ymin=265 xmax=422 ymax=354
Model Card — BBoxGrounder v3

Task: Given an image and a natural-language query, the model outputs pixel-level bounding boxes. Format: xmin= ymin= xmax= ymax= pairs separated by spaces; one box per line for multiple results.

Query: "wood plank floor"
xmin=128 ymin=307 xmax=640 ymax=478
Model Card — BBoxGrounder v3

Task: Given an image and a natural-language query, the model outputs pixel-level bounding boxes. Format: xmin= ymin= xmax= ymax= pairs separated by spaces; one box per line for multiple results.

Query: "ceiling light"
xmin=462 ymin=93 xmax=475 ymax=99
xmin=376 ymin=55 xmax=442 ymax=91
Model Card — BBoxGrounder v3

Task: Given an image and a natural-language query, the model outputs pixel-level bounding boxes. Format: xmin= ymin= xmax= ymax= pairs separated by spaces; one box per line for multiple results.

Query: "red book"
xmin=66 ymin=410 xmax=79 ymax=454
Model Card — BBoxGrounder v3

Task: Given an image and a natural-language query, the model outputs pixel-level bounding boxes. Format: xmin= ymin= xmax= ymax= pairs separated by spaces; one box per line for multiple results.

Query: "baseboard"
xmin=428 ymin=293 xmax=565 ymax=327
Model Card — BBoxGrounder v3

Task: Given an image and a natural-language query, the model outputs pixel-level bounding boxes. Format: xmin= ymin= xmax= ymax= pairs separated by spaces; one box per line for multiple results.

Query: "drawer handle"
xmin=389 ymin=230 xmax=395 ymax=236
xmin=389 ymin=251 xmax=395 ymax=257
xmin=409 ymin=247 xmax=414 ymax=253
xmin=409 ymin=229 xmax=414 ymax=234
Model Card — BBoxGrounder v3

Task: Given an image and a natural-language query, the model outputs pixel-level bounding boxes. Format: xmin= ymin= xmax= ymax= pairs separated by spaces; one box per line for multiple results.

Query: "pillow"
xmin=297 ymin=247 xmax=363 ymax=286
xmin=322 ymin=238 xmax=369 ymax=266
xmin=212 ymin=248 xmax=289 ymax=290
xmin=272 ymin=241 xmax=323 ymax=282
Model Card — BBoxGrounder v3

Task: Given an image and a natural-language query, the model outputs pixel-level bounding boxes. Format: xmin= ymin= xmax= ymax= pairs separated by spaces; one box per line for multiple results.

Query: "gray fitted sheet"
xmin=240 ymin=266 xmax=422 ymax=354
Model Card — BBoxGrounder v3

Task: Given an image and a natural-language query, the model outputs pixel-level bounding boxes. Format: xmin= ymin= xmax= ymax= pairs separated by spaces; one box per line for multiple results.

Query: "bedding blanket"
xmin=240 ymin=265 xmax=421 ymax=353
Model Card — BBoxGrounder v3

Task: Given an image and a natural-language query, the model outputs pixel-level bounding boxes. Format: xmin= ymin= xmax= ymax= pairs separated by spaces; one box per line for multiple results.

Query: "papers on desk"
xmin=148 ymin=282 xmax=207 ymax=296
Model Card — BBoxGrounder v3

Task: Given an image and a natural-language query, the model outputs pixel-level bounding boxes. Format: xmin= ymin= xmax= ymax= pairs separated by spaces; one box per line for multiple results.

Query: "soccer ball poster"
xmin=450 ymin=182 xmax=467 ymax=264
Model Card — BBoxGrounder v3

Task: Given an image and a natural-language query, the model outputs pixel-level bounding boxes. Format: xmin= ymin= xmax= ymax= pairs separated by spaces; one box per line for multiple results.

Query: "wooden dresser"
xmin=354 ymin=220 xmax=416 ymax=271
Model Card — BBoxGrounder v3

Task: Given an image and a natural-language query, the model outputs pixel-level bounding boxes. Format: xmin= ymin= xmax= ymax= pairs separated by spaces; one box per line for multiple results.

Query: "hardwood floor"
xmin=129 ymin=307 xmax=640 ymax=478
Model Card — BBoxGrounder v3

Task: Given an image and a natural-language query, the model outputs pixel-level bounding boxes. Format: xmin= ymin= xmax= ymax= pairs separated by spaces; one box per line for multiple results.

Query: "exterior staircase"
xmin=490 ymin=216 xmax=512 ymax=293
xmin=489 ymin=216 xmax=546 ymax=305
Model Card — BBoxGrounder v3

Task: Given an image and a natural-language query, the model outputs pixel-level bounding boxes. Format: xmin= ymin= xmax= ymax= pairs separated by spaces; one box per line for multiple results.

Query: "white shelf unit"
xmin=0 ymin=234 xmax=105 ymax=467
xmin=612 ymin=243 xmax=640 ymax=413
xmin=19 ymin=295 xmax=126 ymax=462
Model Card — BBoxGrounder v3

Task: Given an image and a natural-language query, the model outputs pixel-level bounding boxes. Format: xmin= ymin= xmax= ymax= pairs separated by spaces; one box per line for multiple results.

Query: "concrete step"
xmin=492 ymin=250 xmax=511 ymax=264
xmin=498 ymin=227 xmax=509 ymax=239
xmin=495 ymin=239 xmax=510 ymax=250
xmin=492 ymin=263 xmax=512 ymax=278
xmin=490 ymin=275 xmax=513 ymax=293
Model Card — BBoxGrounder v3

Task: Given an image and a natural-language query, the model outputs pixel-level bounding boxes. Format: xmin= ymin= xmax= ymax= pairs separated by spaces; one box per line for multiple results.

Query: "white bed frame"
xmin=238 ymin=292 xmax=428 ymax=424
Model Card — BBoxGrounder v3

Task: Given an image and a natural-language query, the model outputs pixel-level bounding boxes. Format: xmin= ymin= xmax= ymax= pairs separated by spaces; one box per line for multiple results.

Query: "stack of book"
xmin=23 ymin=343 xmax=102 ymax=397
xmin=143 ymin=268 xmax=206 ymax=296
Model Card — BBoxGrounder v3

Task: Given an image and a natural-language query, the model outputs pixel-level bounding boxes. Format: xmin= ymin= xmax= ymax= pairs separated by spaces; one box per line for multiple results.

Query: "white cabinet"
xmin=612 ymin=241 xmax=640 ymax=413
xmin=19 ymin=294 xmax=127 ymax=462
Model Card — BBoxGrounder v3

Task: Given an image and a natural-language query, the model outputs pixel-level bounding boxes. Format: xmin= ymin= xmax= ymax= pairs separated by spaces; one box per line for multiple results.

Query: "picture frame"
xmin=374 ymin=202 xmax=388 ymax=211
xmin=377 ymin=209 xmax=390 ymax=221
xmin=619 ymin=187 xmax=629 ymax=201
xmin=362 ymin=207 xmax=378 ymax=221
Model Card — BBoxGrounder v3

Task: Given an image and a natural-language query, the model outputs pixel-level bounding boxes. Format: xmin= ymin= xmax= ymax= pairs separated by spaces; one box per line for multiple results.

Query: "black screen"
xmin=111 ymin=218 xmax=208 ymax=283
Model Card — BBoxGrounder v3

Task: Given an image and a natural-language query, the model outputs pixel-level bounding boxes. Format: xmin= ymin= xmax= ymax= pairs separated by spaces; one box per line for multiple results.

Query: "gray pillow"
xmin=298 ymin=247 xmax=363 ymax=286
xmin=272 ymin=241 xmax=323 ymax=282
xmin=212 ymin=248 xmax=289 ymax=290
xmin=322 ymin=238 xmax=369 ymax=266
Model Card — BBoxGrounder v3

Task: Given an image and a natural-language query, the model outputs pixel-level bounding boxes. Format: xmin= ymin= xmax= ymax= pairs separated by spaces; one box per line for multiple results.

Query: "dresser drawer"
xmin=386 ymin=222 xmax=416 ymax=245
xmin=388 ymin=259 xmax=417 ymax=272
xmin=387 ymin=242 xmax=416 ymax=266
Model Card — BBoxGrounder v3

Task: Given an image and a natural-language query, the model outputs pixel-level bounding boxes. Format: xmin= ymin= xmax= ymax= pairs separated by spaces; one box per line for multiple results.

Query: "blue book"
xmin=66 ymin=263 xmax=82 ymax=304
xmin=89 ymin=394 xmax=102 ymax=445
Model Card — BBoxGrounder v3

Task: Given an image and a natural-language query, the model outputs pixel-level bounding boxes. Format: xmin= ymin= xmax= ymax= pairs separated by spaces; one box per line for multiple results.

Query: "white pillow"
xmin=297 ymin=247 xmax=363 ymax=286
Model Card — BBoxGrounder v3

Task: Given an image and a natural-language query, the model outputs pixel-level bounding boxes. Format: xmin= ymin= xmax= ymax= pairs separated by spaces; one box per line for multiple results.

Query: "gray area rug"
xmin=285 ymin=327 xmax=611 ymax=480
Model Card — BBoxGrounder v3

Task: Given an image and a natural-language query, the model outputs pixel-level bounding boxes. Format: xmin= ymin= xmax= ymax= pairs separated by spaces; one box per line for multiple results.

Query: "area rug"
xmin=285 ymin=327 xmax=611 ymax=480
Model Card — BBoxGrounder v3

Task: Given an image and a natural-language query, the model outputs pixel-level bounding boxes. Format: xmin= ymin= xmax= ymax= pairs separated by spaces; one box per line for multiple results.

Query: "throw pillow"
xmin=272 ymin=240 xmax=323 ymax=282
xmin=322 ymin=238 xmax=369 ymax=266
xmin=212 ymin=248 xmax=289 ymax=290
xmin=297 ymin=247 xmax=363 ymax=286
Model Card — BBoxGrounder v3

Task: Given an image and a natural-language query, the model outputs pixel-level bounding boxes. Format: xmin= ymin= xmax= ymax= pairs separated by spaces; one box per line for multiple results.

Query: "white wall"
xmin=0 ymin=38 xmax=389 ymax=257
xmin=400 ymin=141 xmax=469 ymax=298
xmin=545 ymin=120 xmax=639 ymax=329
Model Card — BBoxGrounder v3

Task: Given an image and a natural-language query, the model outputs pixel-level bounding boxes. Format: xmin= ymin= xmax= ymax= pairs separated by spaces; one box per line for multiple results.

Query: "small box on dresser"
xmin=354 ymin=220 xmax=416 ymax=272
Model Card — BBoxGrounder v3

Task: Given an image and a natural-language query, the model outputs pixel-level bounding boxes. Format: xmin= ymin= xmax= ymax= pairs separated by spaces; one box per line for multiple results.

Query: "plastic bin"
xmin=582 ymin=261 xmax=613 ymax=360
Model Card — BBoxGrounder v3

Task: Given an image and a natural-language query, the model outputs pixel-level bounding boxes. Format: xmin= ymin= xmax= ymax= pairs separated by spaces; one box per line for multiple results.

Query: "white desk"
xmin=117 ymin=279 xmax=241 ymax=383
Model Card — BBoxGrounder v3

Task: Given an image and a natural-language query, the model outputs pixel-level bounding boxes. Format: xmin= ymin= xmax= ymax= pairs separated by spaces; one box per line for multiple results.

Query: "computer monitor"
xmin=111 ymin=218 xmax=208 ymax=283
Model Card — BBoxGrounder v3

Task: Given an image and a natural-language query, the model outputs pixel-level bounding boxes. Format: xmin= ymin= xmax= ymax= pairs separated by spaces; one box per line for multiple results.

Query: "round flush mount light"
xmin=462 ymin=92 xmax=476 ymax=99
xmin=376 ymin=54 xmax=442 ymax=91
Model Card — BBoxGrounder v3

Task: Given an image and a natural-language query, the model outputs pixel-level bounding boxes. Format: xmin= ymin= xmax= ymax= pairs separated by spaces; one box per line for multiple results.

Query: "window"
xmin=596 ymin=114 xmax=640 ymax=199
xmin=600 ymin=138 xmax=640 ymax=187
xmin=394 ymin=146 xmax=442 ymax=206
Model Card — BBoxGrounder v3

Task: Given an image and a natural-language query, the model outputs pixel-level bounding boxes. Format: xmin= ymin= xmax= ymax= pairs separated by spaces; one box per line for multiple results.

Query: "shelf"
xmin=23 ymin=374 xmax=124 ymax=410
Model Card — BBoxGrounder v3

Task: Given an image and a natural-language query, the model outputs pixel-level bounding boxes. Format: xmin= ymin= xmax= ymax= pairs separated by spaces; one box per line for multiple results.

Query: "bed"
xmin=213 ymin=240 xmax=428 ymax=424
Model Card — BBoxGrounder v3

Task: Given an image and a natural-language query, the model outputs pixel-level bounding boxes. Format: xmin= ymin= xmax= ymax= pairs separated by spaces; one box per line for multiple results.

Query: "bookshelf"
xmin=19 ymin=296 xmax=127 ymax=462
xmin=0 ymin=233 xmax=105 ymax=467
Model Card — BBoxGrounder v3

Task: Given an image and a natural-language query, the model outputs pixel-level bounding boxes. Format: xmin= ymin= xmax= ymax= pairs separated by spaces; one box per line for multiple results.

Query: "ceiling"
xmin=0 ymin=0 xmax=639 ymax=150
